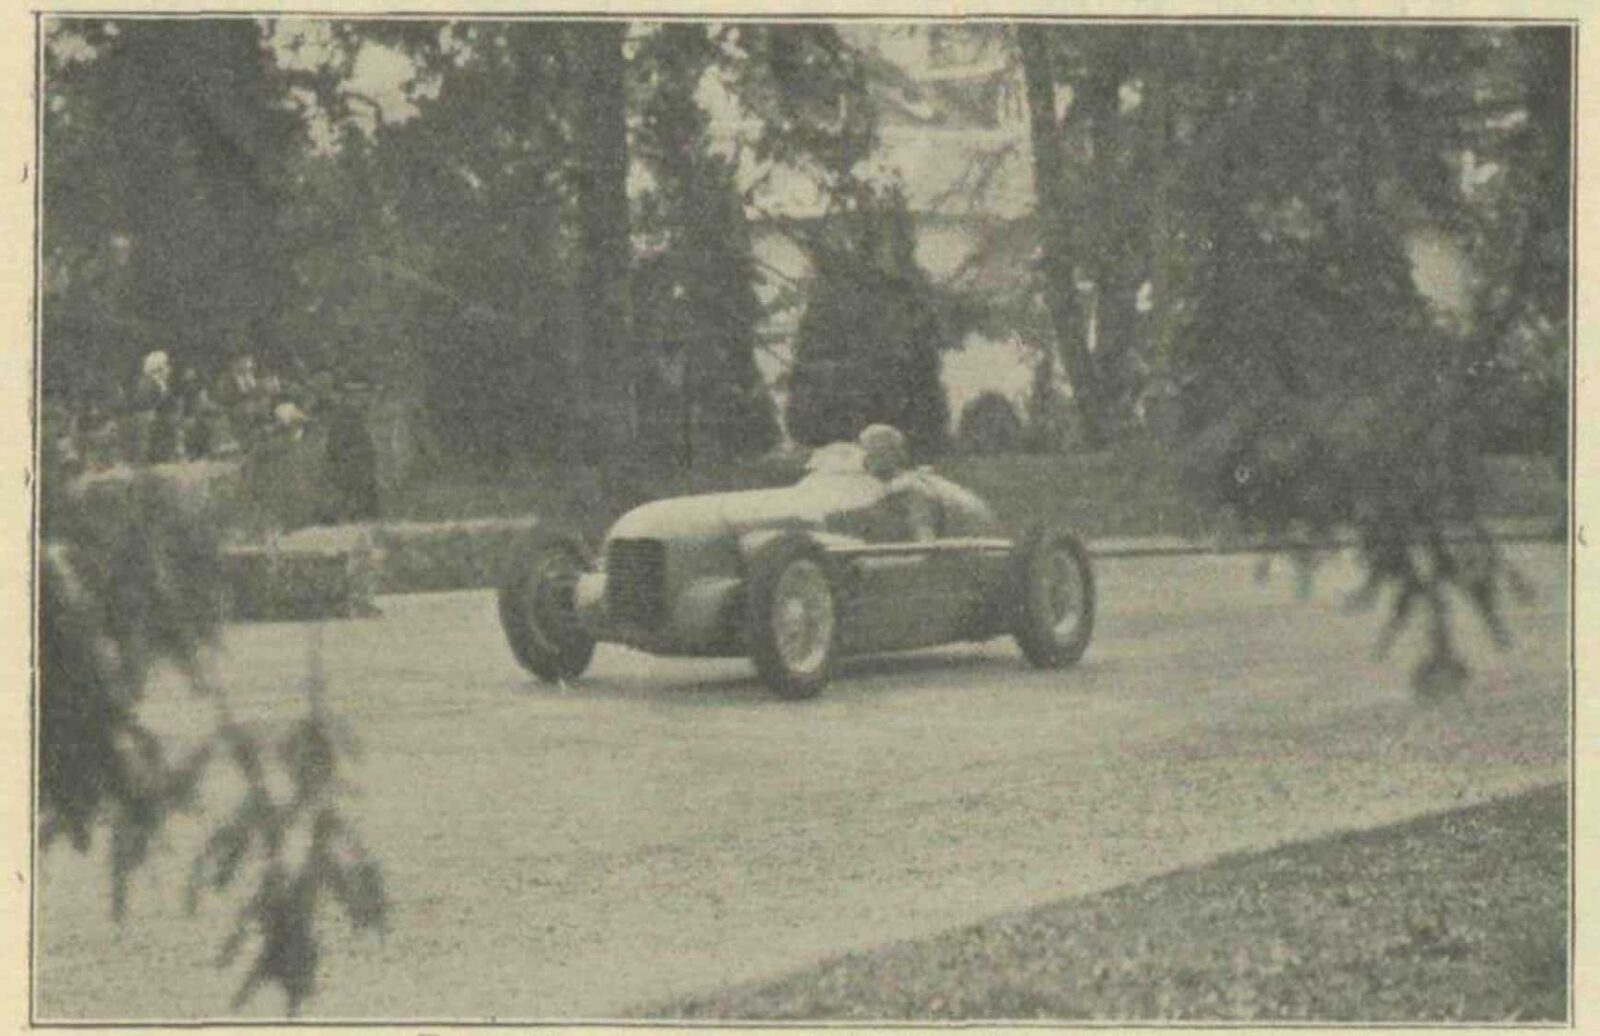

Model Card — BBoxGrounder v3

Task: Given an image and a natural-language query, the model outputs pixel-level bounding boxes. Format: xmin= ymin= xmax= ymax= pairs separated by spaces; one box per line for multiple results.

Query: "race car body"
xmin=498 ymin=443 xmax=1094 ymax=698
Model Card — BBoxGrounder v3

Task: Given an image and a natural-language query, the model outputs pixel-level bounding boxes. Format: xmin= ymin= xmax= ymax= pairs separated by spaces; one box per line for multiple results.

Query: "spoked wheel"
xmin=748 ymin=536 xmax=839 ymax=699
xmin=1012 ymin=525 xmax=1096 ymax=669
xmin=498 ymin=531 xmax=597 ymax=684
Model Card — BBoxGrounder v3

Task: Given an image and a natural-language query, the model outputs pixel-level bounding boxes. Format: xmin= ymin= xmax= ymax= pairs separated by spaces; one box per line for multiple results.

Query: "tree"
xmin=786 ymin=186 xmax=951 ymax=458
xmin=632 ymin=24 xmax=779 ymax=462
xmin=43 ymin=19 xmax=306 ymax=393
xmin=1015 ymin=23 xmax=1567 ymax=692
xmin=957 ymin=391 xmax=1025 ymax=455
xmin=1017 ymin=26 xmax=1151 ymax=447
xmin=1017 ymin=26 xmax=1100 ymax=446
xmin=721 ymin=24 xmax=881 ymax=185
xmin=316 ymin=21 xmax=584 ymax=471
xmin=646 ymin=22 xmax=936 ymax=457
xmin=268 ymin=20 xmax=907 ymax=478
xmin=1460 ymin=28 xmax=1571 ymax=465
xmin=569 ymin=22 xmax=639 ymax=463
xmin=1162 ymin=26 xmax=1559 ymax=693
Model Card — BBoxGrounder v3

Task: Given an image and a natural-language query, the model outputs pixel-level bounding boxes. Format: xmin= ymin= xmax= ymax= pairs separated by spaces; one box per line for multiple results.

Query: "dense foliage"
xmin=957 ymin=391 xmax=1025 ymax=456
xmin=40 ymin=460 xmax=387 ymax=1014
xmin=633 ymin=25 xmax=780 ymax=462
xmin=1015 ymin=26 xmax=1569 ymax=456
xmin=786 ymin=187 xmax=953 ymax=458
xmin=43 ymin=21 xmax=303 ymax=396
xmin=44 ymin=20 xmax=870 ymax=472
xmin=1013 ymin=24 xmax=1569 ymax=691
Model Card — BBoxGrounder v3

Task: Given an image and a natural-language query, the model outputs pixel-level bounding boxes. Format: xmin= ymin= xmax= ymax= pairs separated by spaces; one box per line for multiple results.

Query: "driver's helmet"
xmin=859 ymin=424 xmax=909 ymax=481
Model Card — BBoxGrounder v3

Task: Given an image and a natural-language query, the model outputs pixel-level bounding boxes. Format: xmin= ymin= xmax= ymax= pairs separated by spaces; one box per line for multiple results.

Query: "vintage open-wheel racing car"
xmin=498 ymin=440 xmax=1095 ymax=699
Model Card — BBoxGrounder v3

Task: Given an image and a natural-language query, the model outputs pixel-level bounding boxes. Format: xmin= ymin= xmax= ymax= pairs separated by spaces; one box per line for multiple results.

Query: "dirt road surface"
xmin=34 ymin=546 xmax=1568 ymax=1021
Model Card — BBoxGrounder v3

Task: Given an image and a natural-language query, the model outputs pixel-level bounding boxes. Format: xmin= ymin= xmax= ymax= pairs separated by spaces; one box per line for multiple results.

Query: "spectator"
xmin=214 ymin=353 xmax=247 ymax=400
xmin=275 ymin=372 xmax=311 ymax=422
xmin=272 ymin=400 xmax=310 ymax=444
xmin=260 ymin=368 xmax=284 ymax=405
xmin=132 ymin=350 xmax=172 ymax=407
xmin=42 ymin=400 xmax=83 ymax=479
xmin=177 ymin=366 xmax=216 ymax=460
xmin=213 ymin=354 xmax=270 ymax=452
xmin=132 ymin=350 xmax=180 ymax=463
xmin=79 ymin=396 xmax=120 ymax=470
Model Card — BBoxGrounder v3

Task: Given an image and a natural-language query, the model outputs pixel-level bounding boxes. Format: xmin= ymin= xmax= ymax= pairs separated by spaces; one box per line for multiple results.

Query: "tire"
xmin=746 ymin=535 xmax=840 ymax=700
xmin=498 ymin=530 xmax=597 ymax=683
xmin=1011 ymin=524 xmax=1096 ymax=669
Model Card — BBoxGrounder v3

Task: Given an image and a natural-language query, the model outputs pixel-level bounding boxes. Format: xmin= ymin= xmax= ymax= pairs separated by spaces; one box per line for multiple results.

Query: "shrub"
xmin=785 ymin=186 xmax=952 ymax=459
xmin=957 ymin=392 xmax=1025 ymax=455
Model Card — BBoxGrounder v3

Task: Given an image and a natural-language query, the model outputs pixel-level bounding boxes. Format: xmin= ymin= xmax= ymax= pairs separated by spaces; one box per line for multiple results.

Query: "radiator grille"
xmin=606 ymin=539 xmax=667 ymax=627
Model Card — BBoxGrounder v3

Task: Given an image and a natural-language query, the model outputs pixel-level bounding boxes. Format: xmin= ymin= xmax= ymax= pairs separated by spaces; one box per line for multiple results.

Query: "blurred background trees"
xmin=1010 ymin=23 xmax=1569 ymax=691
xmin=40 ymin=463 xmax=388 ymax=1014
xmin=43 ymin=20 xmax=1568 ymax=482
xmin=40 ymin=15 xmax=1572 ymax=684
xmin=1013 ymin=25 xmax=1568 ymax=453
xmin=43 ymin=21 xmax=303 ymax=399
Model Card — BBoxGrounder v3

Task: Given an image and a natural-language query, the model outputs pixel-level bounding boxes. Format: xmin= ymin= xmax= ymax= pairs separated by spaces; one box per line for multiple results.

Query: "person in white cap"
xmin=133 ymin=350 xmax=179 ymax=462
xmin=133 ymin=350 xmax=172 ymax=407
xmin=274 ymin=400 xmax=309 ymax=443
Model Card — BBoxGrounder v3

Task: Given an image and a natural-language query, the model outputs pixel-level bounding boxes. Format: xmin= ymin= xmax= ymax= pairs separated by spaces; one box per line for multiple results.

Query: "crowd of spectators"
xmin=45 ymin=350 xmax=380 ymax=523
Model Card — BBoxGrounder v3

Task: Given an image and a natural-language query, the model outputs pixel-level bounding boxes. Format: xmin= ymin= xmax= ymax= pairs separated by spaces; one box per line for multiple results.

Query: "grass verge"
xmin=655 ymin=783 xmax=1568 ymax=1023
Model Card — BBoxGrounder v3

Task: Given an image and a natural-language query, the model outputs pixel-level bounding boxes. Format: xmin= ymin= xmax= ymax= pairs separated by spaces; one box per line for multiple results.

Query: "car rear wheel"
xmin=1012 ymin=524 xmax=1095 ymax=669
xmin=747 ymin=536 xmax=839 ymax=699
xmin=498 ymin=531 xmax=597 ymax=684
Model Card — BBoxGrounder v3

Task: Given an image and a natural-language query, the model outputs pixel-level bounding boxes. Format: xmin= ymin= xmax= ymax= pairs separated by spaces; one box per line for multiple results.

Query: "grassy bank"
xmin=382 ymin=447 xmax=1564 ymax=543
xmin=657 ymin=783 xmax=1568 ymax=1022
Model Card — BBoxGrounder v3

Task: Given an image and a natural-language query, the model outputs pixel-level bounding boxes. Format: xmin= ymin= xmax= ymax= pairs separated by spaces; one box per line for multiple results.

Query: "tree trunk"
xmin=570 ymin=23 xmax=636 ymax=463
xmin=1078 ymin=54 xmax=1137 ymax=436
xmin=1017 ymin=26 xmax=1105 ymax=447
xmin=1141 ymin=37 xmax=1184 ymax=393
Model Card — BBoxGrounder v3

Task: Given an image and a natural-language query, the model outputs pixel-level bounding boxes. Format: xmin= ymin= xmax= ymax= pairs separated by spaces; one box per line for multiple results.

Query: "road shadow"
xmin=505 ymin=644 xmax=1035 ymax=708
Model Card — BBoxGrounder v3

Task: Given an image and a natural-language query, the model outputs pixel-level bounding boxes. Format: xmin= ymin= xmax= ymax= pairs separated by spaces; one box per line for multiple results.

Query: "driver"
xmin=859 ymin=424 xmax=910 ymax=481
xmin=858 ymin=424 xmax=939 ymax=540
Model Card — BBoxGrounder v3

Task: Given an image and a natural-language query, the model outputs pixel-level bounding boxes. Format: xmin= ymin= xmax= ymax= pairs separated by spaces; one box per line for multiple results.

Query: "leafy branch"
xmin=40 ymin=464 xmax=388 ymax=1014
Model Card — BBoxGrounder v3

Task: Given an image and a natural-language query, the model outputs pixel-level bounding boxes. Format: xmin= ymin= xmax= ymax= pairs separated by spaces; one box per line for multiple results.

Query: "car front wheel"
xmin=1011 ymin=524 xmax=1096 ymax=669
xmin=498 ymin=530 xmax=597 ymax=684
xmin=747 ymin=536 xmax=839 ymax=700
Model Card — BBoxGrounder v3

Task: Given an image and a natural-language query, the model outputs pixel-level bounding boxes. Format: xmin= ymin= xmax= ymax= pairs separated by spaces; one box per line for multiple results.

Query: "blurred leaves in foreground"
xmin=40 ymin=460 xmax=387 ymax=1014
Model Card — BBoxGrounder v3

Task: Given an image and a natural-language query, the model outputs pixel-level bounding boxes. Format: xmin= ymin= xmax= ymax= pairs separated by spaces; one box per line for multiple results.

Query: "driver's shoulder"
xmin=887 ymin=466 xmax=939 ymax=491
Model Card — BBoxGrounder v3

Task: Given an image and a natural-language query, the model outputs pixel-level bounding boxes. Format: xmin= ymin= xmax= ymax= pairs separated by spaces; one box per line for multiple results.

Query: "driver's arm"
xmin=888 ymin=470 xmax=940 ymax=541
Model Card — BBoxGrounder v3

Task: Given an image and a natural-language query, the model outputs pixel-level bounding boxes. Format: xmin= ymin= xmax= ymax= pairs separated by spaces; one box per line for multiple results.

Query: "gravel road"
xmin=34 ymin=545 xmax=1568 ymax=1021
